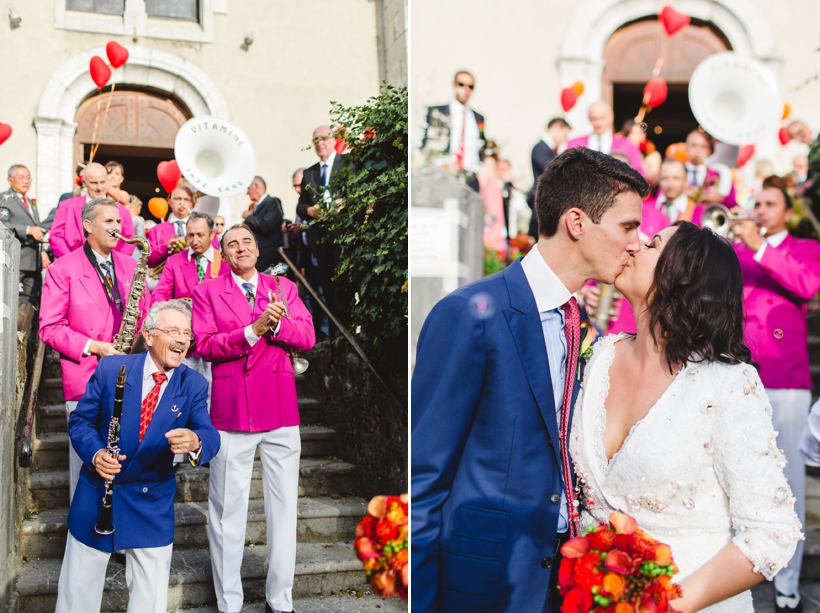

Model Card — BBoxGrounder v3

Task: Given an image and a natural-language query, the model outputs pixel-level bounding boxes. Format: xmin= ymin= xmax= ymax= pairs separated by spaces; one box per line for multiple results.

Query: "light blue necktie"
xmin=242 ymin=282 xmax=255 ymax=310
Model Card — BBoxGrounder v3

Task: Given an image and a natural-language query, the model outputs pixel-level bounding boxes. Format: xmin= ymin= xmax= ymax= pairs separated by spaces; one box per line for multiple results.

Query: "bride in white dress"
xmin=570 ymin=222 xmax=802 ymax=612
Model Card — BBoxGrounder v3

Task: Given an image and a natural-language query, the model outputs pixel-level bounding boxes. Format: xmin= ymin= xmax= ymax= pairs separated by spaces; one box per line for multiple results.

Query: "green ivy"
xmin=323 ymin=83 xmax=408 ymax=360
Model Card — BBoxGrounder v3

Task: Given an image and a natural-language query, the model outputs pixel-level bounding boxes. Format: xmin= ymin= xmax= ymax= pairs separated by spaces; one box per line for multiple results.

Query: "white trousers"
xmin=55 ymin=532 xmax=172 ymax=613
xmin=209 ymin=427 xmax=301 ymax=613
xmin=768 ymin=388 xmax=811 ymax=597
xmin=65 ymin=401 xmax=82 ymax=502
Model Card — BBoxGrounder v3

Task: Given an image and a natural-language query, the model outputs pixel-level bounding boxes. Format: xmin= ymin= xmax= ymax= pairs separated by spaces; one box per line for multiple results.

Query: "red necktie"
xmin=455 ymin=106 xmax=467 ymax=170
xmin=139 ymin=372 xmax=167 ymax=441
xmin=22 ymin=195 xmax=30 ymax=211
xmin=560 ymin=297 xmax=581 ymax=536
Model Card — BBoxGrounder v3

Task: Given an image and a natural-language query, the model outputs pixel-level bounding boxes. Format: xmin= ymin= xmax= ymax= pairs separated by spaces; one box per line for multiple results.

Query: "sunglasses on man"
xmin=456 ymin=82 xmax=474 ymax=90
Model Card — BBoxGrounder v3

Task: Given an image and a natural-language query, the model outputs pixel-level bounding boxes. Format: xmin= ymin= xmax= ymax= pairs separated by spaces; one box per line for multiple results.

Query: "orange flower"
xmin=603 ymin=572 xmax=627 ymax=598
xmin=387 ymin=505 xmax=406 ymax=524
xmin=610 ymin=513 xmax=637 ymax=535
xmin=616 ymin=603 xmax=635 ymax=613
xmin=560 ymin=536 xmax=591 ymax=559
xmin=391 ymin=548 xmax=408 ymax=572
xmin=654 ymin=544 xmax=672 ymax=566
xmin=605 ymin=550 xmax=633 ymax=574
xmin=367 ymin=495 xmax=388 ymax=519
xmin=372 ymin=570 xmax=397 ymax=597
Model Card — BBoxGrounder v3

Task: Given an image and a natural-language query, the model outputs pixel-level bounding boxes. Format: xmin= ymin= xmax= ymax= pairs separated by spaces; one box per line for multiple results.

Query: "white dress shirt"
xmin=448 ymin=99 xmax=482 ymax=173
xmin=521 ymin=246 xmax=573 ymax=531
xmin=541 ymin=134 xmax=556 ymax=150
xmin=187 ymin=245 xmax=215 ymax=264
xmin=588 ymin=131 xmax=613 ymax=154
xmin=753 ymin=228 xmax=788 ymax=262
xmin=168 ymin=213 xmax=189 ymax=237
xmin=320 ymin=151 xmax=337 ymax=202
xmin=656 ymin=192 xmax=689 ymax=223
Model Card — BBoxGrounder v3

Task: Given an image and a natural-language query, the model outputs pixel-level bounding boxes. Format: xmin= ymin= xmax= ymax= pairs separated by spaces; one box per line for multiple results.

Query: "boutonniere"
xmin=477 ymin=120 xmax=485 ymax=133
xmin=577 ymin=314 xmax=601 ymax=379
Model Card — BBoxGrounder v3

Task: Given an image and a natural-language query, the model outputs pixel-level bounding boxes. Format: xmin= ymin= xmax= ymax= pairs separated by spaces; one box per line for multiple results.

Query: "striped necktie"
xmin=99 ymin=261 xmax=114 ymax=300
xmin=560 ymin=296 xmax=581 ymax=537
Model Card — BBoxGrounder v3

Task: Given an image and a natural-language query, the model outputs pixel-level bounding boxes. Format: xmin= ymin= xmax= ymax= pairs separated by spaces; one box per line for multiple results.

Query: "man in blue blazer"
xmin=412 ymin=147 xmax=649 ymax=612
xmin=56 ymin=300 xmax=220 ymax=613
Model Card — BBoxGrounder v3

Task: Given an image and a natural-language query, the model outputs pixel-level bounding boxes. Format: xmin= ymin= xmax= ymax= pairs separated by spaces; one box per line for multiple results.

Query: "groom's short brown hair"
xmin=534 ymin=147 xmax=649 ymax=238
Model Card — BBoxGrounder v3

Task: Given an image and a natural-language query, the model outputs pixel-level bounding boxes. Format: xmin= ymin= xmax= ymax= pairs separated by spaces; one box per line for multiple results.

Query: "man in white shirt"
xmin=566 ymin=101 xmax=644 ymax=173
xmin=420 ymin=70 xmax=487 ymax=184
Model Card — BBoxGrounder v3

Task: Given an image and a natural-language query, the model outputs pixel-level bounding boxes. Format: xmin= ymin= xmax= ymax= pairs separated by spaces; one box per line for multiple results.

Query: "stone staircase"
xmin=13 ymin=352 xmax=406 ymax=613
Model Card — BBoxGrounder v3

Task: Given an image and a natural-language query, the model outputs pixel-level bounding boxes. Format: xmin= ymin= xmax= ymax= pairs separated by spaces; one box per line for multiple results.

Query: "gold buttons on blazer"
xmin=774 ymin=329 xmax=784 ymax=339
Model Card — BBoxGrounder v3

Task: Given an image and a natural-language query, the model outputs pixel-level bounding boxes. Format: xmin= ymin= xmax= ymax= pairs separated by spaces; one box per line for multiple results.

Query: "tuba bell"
xmin=174 ymin=117 xmax=257 ymax=198
xmin=688 ymin=52 xmax=781 ymax=146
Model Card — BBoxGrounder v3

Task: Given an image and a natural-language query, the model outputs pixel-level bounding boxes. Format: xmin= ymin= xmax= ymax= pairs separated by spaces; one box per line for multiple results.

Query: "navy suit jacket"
xmin=527 ymin=140 xmax=557 ymax=238
xmin=411 ymin=259 xmax=580 ymax=613
xmin=67 ymin=352 xmax=219 ymax=552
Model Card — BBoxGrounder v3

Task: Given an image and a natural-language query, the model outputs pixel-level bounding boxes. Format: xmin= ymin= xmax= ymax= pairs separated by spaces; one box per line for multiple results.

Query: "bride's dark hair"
xmin=646 ymin=220 xmax=756 ymax=373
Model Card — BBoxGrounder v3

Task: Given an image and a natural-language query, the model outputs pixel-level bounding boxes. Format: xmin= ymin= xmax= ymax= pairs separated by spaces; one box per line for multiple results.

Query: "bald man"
xmin=49 ymin=162 xmax=136 ymax=258
xmin=566 ymin=101 xmax=645 ymax=175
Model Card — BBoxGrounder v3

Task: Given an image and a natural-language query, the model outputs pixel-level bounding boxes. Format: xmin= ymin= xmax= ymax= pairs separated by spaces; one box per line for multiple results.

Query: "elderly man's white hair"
xmin=142 ymin=299 xmax=192 ymax=335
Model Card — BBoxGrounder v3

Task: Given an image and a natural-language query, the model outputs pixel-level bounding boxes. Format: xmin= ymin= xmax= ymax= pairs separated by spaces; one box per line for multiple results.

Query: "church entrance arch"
xmin=602 ymin=19 xmax=729 ymax=153
xmin=74 ymin=89 xmax=191 ymax=220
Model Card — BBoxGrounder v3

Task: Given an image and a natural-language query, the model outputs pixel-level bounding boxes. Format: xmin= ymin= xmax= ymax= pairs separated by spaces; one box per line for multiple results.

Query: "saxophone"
xmin=106 ymin=229 xmax=151 ymax=353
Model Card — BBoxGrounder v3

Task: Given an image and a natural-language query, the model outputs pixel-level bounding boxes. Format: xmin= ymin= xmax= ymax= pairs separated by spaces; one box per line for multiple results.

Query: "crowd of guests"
xmin=420 ymin=69 xmax=820 ymax=613
xmin=0 ymin=122 xmax=356 ymax=613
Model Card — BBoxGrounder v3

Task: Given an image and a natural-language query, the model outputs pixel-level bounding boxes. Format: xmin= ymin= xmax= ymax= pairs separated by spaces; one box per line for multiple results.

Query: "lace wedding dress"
xmin=569 ymin=334 xmax=803 ymax=612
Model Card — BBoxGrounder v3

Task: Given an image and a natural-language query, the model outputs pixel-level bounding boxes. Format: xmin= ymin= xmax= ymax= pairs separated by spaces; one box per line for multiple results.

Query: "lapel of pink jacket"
xmin=80 ymin=250 xmax=113 ymax=320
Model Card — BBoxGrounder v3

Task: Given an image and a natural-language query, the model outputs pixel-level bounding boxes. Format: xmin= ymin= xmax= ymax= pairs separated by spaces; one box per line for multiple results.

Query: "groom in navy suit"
xmin=412 ymin=147 xmax=649 ymax=612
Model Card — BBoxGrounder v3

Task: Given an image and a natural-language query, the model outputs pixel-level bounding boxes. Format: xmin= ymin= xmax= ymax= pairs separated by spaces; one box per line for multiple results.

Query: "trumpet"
xmin=701 ymin=204 xmax=767 ymax=240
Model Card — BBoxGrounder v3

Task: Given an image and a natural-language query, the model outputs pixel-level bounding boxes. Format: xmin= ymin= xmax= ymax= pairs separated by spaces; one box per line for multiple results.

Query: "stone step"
xmin=28 ymin=457 xmax=357 ymax=511
xmin=750 ymin=580 xmax=820 ymax=612
xmin=40 ymin=374 xmax=309 ymax=408
xmin=180 ymin=594 xmax=408 ymax=613
xmin=15 ymin=541 xmax=367 ymax=613
xmin=36 ymin=397 xmax=322 ymax=437
xmin=22 ymin=497 xmax=366 ymax=559
xmin=30 ymin=425 xmax=337 ymax=470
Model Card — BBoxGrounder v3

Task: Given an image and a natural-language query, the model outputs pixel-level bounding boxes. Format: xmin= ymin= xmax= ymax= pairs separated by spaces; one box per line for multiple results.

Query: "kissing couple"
xmin=411 ymin=147 xmax=802 ymax=613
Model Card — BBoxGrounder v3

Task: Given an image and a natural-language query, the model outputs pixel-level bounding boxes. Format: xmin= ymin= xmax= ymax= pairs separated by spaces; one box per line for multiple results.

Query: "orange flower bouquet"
xmin=353 ymin=494 xmax=408 ymax=599
xmin=559 ymin=513 xmax=683 ymax=613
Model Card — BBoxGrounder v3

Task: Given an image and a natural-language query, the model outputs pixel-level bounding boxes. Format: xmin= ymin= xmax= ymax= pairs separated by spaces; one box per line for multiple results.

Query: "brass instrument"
xmin=269 ymin=263 xmax=309 ymax=375
xmin=148 ymin=202 xmax=193 ymax=279
xmin=593 ymin=283 xmax=618 ymax=332
xmin=95 ymin=364 xmax=127 ymax=535
xmin=107 ymin=230 xmax=151 ymax=353
xmin=701 ymin=204 xmax=766 ymax=240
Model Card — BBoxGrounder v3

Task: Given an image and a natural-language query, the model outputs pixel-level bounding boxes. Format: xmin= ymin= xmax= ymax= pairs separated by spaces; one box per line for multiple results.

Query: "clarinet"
xmin=95 ymin=364 xmax=127 ymax=535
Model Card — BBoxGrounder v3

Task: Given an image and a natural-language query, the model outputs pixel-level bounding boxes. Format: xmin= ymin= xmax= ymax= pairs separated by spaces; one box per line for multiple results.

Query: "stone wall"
xmin=376 ymin=0 xmax=408 ymax=87
xmin=410 ymin=166 xmax=485 ymax=366
xmin=301 ymin=341 xmax=407 ymax=501
xmin=0 ymin=227 xmax=22 ymax=613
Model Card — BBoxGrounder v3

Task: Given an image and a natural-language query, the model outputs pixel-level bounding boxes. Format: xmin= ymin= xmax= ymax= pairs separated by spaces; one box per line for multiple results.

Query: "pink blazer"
xmin=566 ymin=134 xmax=645 ymax=176
xmin=192 ymin=273 xmax=315 ymax=432
xmin=152 ymin=249 xmax=229 ymax=302
xmin=49 ymin=197 xmax=136 ymax=258
xmin=736 ymin=234 xmax=820 ymax=390
xmin=696 ymin=167 xmax=737 ymax=209
xmin=39 ymin=248 xmax=152 ymax=400
xmin=148 ymin=221 xmax=219 ymax=268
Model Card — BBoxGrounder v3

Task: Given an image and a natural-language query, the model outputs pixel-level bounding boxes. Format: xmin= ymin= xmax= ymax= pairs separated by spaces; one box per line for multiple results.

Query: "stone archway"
xmin=558 ymin=0 xmax=781 ymax=159
xmin=34 ymin=45 xmax=230 ymax=215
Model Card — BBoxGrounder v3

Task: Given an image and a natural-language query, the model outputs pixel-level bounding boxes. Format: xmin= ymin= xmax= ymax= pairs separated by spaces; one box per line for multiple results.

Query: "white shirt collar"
xmin=766 ymin=229 xmax=789 ymax=248
xmin=89 ymin=247 xmax=113 ymax=267
xmin=187 ymin=245 xmax=214 ymax=263
xmin=656 ymin=192 xmax=689 ymax=217
xmin=168 ymin=213 xmax=189 ymax=225
xmin=231 ymin=270 xmax=259 ymax=292
xmin=143 ymin=351 xmax=175 ymax=385
xmin=541 ymin=134 xmax=556 ymax=150
xmin=450 ymin=98 xmax=468 ymax=112
xmin=521 ymin=246 xmax=572 ymax=313
xmin=320 ymin=151 xmax=336 ymax=170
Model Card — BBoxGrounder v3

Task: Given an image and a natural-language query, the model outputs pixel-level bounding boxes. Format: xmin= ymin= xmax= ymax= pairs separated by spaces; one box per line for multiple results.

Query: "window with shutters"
xmin=146 ymin=0 xmax=199 ymax=23
xmin=66 ymin=0 xmax=124 ymax=15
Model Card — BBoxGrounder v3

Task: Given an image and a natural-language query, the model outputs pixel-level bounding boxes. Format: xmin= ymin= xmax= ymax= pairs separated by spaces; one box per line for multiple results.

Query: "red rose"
xmin=557 ymin=557 xmax=576 ymax=593
xmin=575 ymin=552 xmax=605 ymax=589
xmin=356 ymin=514 xmax=378 ymax=539
xmin=613 ymin=534 xmax=636 ymax=554
xmin=561 ymin=586 xmax=593 ymax=613
xmin=375 ymin=517 xmax=400 ymax=545
xmin=589 ymin=527 xmax=616 ymax=552
xmin=631 ymin=531 xmax=657 ymax=562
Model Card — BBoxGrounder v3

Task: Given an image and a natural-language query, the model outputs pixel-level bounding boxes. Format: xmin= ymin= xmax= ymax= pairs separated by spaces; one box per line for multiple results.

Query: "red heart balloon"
xmin=643 ymin=78 xmax=668 ymax=108
xmin=106 ymin=41 xmax=129 ymax=69
xmin=0 ymin=123 xmax=12 ymax=146
xmin=560 ymin=88 xmax=578 ymax=113
xmin=89 ymin=56 xmax=111 ymax=89
xmin=779 ymin=127 xmax=792 ymax=146
xmin=659 ymin=5 xmax=690 ymax=37
xmin=737 ymin=144 xmax=755 ymax=167
xmin=157 ymin=160 xmax=182 ymax=195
